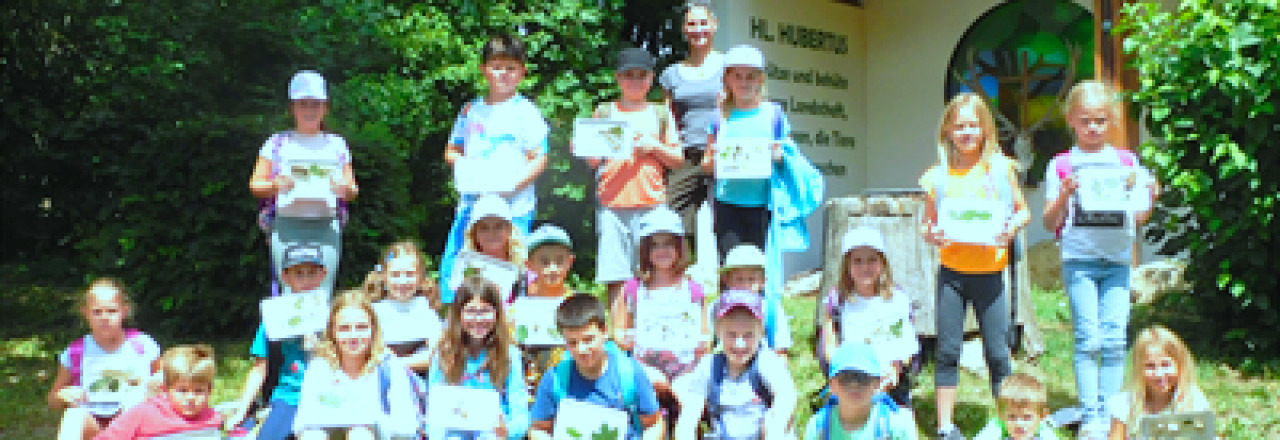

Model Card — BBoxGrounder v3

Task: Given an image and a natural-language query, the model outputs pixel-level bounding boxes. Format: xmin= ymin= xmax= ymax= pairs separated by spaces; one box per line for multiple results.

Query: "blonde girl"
xmin=249 ymin=70 xmax=358 ymax=296
xmin=1043 ymin=80 xmax=1158 ymax=435
xmin=1108 ymin=325 xmax=1210 ymax=439
xmin=293 ymin=290 xmax=418 ymax=439
xmin=428 ymin=277 xmax=530 ymax=440
xmin=819 ymin=227 xmax=919 ymax=407
xmin=48 ymin=278 xmax=162 ymax=440
xmin=371 ymin=240 xmax=443 ymax=372
xmin=96 ymin=345 xmax=223 ymax=439
xmin=449 ymin=194 xmax=527 ymax=301
xmin=920 ymin=92 xmax=1029 ymax=439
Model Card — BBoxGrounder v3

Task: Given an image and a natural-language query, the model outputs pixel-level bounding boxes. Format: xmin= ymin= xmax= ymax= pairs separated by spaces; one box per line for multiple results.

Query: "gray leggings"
xmin=934 ymin=266 xmax=1012 ymax=395
xmin=271 ymin=217 xmax=341 ymax=294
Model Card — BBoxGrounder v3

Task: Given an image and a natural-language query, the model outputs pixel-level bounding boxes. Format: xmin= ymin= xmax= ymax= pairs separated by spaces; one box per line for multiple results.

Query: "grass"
xmin=3 ymin=284 xmax=1278 ymax=439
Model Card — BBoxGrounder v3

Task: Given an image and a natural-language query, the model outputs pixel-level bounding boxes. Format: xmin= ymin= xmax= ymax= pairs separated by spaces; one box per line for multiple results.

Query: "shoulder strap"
xmin=706 ymin=353 xmax=726 ymax=415
xmin=1054 ymin=150 xmax=1073 ymax=179
xmin=616 ymin=354 xmax=636 ymax=409
xmin=623 ymin=278 xmax=640 ymax=305
xmin=261 ymin=340 xmax=284 ymax=403
xmin=931 ymin=166 xmax=946 ymax=216
xmin=817 ymin=405 xmax=832 ymax=440
xmin=1116 ymin=148 xmax=1137 ymax=166
xmin=552 ymin=359 xmax=572 ymax=404
xmin=654 ymin=104 xmax=671 ymax=143
xmin=123 ymin=329 xmax=145 ymax=355
xmin=772 ymin=102 xmax=785 ymax=141
xmin=747 ymin=354 xmax=773 ymax=407
xmin=68 ymin=336 xmax=87 ymax=386
xmin=687 ymin=278 xmax=704 ymax=303
xmin=377 ymin=359 xmax=392 ymax=415
xmin=270 ymin=132 xmax=288 ymax=178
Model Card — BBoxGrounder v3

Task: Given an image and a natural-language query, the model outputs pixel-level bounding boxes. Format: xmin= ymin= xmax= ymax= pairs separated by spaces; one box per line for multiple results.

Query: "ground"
xmin=2 ymin=284 xmax=1277 ymax=439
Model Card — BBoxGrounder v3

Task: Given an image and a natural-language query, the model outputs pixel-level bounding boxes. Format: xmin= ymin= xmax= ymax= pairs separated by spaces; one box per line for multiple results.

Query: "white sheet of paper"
xmin=511 ymin=297 xmax=565 ymax=346
xmin=714 ymin=138 xmax=773 ymax=180
xmin=633 ymin=295 xmax=700 ymax=352
xmin=427 ymin=385 xmax=502 ymax=432
xmin=300 ymin=380 xmax=371 ymax=429
xmin=552 ymin=398 xmax=630 ymax=440
xmin=82 ymin=357 xmax=147 ymax=417
xmin=937 ymin=198 xmax=1009 ymax=245
xmin=572 ymin=118 xmax=633 ymax=159
xmin=449 ymin=251 xmax=521 ymax=302
xmin=260 ymin=292 xmax=328 ymax=341
xmin=142 ymin=428 xmax=222 ymax=440
xmin=453 ymin=155 xmax=523 ymax=195
xmin=1075 ymin=167 xmax=1140 ymax=212
xmin=277 ymin=160 xmax=339 ymax=218
xmin=373 ymin=297 xmax=437 ymax=345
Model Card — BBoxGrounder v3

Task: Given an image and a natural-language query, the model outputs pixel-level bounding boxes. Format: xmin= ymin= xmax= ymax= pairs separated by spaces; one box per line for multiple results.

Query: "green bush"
xmin=1120 ymin=0 xmax=1280 ymax=357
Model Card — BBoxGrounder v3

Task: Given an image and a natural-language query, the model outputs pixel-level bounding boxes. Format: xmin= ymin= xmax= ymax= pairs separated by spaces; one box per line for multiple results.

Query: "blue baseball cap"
xmin=282 ymin=244 xmax=325 ymax=269
xmin=829 ymin=342 xmax=882 ymax=378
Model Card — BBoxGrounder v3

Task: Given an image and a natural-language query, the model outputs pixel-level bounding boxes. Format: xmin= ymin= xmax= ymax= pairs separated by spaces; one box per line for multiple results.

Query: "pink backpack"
xmin=67 ymin=329 xmax=146 ymax=386
xmin=623 ymin=277 xmax=704 ymax=306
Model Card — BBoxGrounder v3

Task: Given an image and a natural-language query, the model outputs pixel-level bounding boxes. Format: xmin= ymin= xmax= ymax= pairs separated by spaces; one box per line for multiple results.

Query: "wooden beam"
xmin=1094 ymin=0 xmax=1140 ymax=151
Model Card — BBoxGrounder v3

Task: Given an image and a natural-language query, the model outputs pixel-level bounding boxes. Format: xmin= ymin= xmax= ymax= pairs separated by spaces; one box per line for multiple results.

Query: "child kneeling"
xmin=96 ymin=345 xmax=223 ymax=439
xmin=803 ymin=343 xmax=917 ymax=440
xmin=674 ymin=289 xmax=797 ymax=439
xmin=529 ymin=294 xmax=662 ymax=440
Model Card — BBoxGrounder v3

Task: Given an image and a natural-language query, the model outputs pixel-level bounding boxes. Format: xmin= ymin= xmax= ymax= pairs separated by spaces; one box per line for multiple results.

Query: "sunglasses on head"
xmin=834 ymin=370 xmax=878 ymax=387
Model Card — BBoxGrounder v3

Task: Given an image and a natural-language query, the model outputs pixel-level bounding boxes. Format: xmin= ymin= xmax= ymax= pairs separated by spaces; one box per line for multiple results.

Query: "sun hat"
xmin=828 ymin=342 xmax=882 ymax=378
xmin=528 ymin=224 xmax=573 ymax=252
xmin=468 ymin=195 xmax=513 ymax=227
xmin=720 ymin=244 xmax=766 ymax=272
xmin=715 ymin=289 xmax=764 ymax=320
xmin=840 ymin=227 xmax=888 ymax=255
xmin=616 ymin=47 xmax=656 ymax=72
xmin=724 ymin=45 xmax=765 ymax=70
xmin=288 ymin=70 xmax=328 ymax=101
xmin=637 ymin=206 xmax=684 ymax=239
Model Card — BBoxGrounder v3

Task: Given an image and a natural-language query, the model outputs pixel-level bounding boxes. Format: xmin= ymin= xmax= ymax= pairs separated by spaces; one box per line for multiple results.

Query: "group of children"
xmin=44 ymin=17 xmax=1214 ymax=440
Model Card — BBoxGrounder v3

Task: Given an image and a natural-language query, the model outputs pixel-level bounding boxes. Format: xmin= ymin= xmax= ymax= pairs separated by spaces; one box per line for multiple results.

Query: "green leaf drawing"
xmin=88 ymin=376 xmax=120 ymax=393
xmin=516 ymin=325 xmax=529 ymax=342
xmin=567 ymin=427 xmax=583 ymax=440
xmin=592 ymin=424 xmax=620 ymax=440
xmin=288 ymin=316 xmax=302 ymax=327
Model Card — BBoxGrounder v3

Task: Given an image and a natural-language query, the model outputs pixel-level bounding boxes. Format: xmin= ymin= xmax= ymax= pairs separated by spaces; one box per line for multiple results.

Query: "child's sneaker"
xmin=937 ymin=426 xmax=965 ymax=440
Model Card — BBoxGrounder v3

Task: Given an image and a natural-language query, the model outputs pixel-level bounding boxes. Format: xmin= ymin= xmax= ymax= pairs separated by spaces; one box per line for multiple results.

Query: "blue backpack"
xmin=815 ymin=393 xmax=900 ymax=440
xmin=548 ymin=345 xmax=644 ymax=434
xmin=705 ymin=352 xmax=774 ymax=436
xmin=376 ymin=357 xmax=428 ymax=439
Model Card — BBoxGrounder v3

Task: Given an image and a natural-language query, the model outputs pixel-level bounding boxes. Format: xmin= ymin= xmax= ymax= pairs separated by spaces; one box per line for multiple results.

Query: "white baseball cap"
xmin=289 ymin=70 xmax=328 ymax=101
xmin=841 ymin=227 xmax=887 ymax=255
xmin=724 ymin=45 xmax=765 ymax=70
xmin=637 ymin=206 xmax=684 ymax=239
xmin=721 ymin=244 xmax=766 ymax=271
xmin=469 ymin=194 xmax=513 ymax=227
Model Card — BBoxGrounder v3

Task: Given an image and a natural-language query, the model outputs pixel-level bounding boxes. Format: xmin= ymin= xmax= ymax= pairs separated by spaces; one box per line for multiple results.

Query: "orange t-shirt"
xmin=920 ymin=160 xmax=1014 ymax=273
xmin=594 ymin=102 xmax=678 ymax=208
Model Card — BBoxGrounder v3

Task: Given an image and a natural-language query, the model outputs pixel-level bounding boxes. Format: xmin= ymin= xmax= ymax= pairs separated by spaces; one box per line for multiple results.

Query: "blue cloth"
xmin=249 ymin=324 xmax=309 ymax=406
xmin=764 ymin=123 xmax=824 ymax=317
xmin=254 ymin=399 xmax=298 ymax=440
xmin=529 ymin=349 xmax=659 ymax=440
xmin=1063 ymin=259 xmax=1131 ymax=420
xmin=427 ymin=346 xmax=530 ymax=440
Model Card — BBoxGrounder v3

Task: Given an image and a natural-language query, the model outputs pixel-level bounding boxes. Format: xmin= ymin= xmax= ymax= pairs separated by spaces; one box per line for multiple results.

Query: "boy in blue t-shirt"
xmin=529 ymin=294 xmax=661 ymax=440
xmin=223 ymin=244 xmax=327 ymax=439
xmin=439 ymin=33 xmax=550 ymax=306
xmin=804 ymin=343 xmax=918 ymax=440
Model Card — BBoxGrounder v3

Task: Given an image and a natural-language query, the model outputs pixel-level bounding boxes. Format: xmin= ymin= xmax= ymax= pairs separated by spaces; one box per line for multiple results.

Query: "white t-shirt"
xmin=448 ymin=95 xmax=550 ymax=218
xmin=674 ymin=349 xmax=794 ymax=440
xmin=1044 ymin=146 xmax=1155 ymax=264
xmin=258 ymin=132 xmax=352 ymax=169
xmin=827 ymin=288 xmax=919 ymax=369
xmin=1107 ymin=386 xmax=1211 ymax=438
xmin=373 ymin=298 xmax=442 ymax=349
xmin=59 ymin=332 xmax=162 ymax=385
xmin=293 ymin=356 xmax=418 ymax=437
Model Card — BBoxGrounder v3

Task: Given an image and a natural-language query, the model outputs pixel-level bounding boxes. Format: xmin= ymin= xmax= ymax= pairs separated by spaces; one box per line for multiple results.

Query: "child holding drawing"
xmin=919 ymin=92 xmax=1029 ymax=440
xmin=371 ymin=240 xmax=442 ymax=373
xmin=1042 ymin=80 xmax=1158 ymax=437
xmin=511 ymin=224 xmax=576 ymax=391
xmin=439 ymin=33 xmax=549 ymax=306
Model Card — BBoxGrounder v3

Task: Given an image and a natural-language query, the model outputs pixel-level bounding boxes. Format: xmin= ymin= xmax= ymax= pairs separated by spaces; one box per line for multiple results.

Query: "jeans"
xmin=1063 ymin=259 xmax=1131 ymax=415
xmin=934 ymin=267 xmax=1012 ymax=394
xmin=255 ymin=400 xmax=298 ymax=440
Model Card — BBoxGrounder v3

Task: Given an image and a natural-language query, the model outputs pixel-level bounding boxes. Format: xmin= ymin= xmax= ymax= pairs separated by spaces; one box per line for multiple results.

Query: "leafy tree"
xmin=1121 ymin=0 xmax=1279 ymax=356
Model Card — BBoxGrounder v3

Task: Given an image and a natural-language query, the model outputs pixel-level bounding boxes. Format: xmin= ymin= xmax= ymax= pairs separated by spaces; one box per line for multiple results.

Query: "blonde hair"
xmin=78 ymin=277 xmax=134 ymax=323
xmin=314 ymin=290 xmax=389 ymax=376
xmin=437 ymin=277 xmax=514 ymax=389
xmin=720 ymin=68 xmax=769 ymax=119
xmin=998 ymin=372 xmax=1048 ymax=413
xmin=836 ymin=248 xmax=895 ymax=302
xmin=369 ymin=240 xmax=441 ymax=308
xmin=1124 ymin=325 xmax=1201 ymax=425
xmin=161 ymin=344 xmax=217 ymax=386
xmin=935 ymin=92 xmax=1006 ymax=171
xmin=462 ymin=221 xmax=527 ymax=268
xmin=1063 ymin=80 xmax=1120 ymax=119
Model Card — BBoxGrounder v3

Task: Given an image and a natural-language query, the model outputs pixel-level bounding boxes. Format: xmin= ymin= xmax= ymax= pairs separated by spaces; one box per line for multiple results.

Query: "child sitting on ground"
xmin=1108 ymin=325 xmax=1211 ymax=439
xmin=803 ymin=343 xmax=917 ymax=440
xmin=95 ymin=345 xmax=223 ymax=439
xmin=975 ymin=372 xmax=1061 ymax=440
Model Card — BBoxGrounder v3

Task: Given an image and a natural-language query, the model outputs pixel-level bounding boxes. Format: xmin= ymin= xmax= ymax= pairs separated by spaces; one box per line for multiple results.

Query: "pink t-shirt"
xmin=94 ymin=395 xmax=222 ymax=440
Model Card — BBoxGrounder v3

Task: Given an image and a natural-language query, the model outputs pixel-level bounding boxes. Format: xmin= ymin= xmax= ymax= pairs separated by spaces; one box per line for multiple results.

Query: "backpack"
xmin=1051 ymin=148 xmax=1138 ymax=237
xmin=548 ymin=345 xmax=643 ymax=433
xmin=704 ymin=352 xmax=774 ymax=436
xmin=67 ymin=329 xmax=146 ymax=386
xmin=622 ymin=277 xmax=704 ymax=306
xmin=815 ymin=393 xmax=899 ymax=440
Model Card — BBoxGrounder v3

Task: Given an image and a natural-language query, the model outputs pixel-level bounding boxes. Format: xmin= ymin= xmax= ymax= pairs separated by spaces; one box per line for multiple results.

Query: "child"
xmin=673 ymin=289 xmax=797 ymax=440
xmin=701 ymin=44 xmax=822 ymax=316
xmin=721 ymin=244 xmax=793 ymax=357
xmin=428 ymin=277 xmax=530 ymax=440
xmin=520 ymin=224 xmax=576 ymax=299
xmin=612 ymin=207 xmax=709 ymax=391
xmin=586 ymin=47 xmax=682 ymax=307
xmin=819 ymin=227 xmax=918 ymax=407
xmin=1107 ymin=325 xmax=1210 ymax=439
xmin=451 ymin=194 xmax=526 ymax=300
xmin=803 ymin=343 xmax=917 ymax=440
xmin=48 ymin=278 xmax=162 ymax=440
xmin=223 ymin=244 xmax=331 ymax=438
xmin=293 ymin=290 xmax=419 ymax=439
xmin=974 ymin=373 xmax=1060 ymax=440
xmin=919 ymin=92 xmax=1030 ymax=440
xmin=439 ymin=33 xmax=549 ymax=306
xmin=1041 ymin=80 xmax=1158 ymax=436
xmin=95 ymin=345 xmax=224 ymax=439
xmin=529 ymin=294 xmax=661 ymax=440
xmin=249 ymin=70 xmax=358 ymax=296
xmin=373 ymin=240 xmax=443 ymax=373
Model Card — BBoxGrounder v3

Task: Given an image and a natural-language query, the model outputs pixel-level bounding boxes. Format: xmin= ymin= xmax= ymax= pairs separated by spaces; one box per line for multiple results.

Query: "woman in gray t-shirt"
xmin=659 ymin=2 xmax=724 ymax=225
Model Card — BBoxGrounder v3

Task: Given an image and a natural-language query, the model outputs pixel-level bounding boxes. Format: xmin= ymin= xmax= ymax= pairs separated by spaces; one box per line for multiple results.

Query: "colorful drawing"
xmin=552 ymin=398 xmax=629 ymax=440
xmin=714 ymin=138 xmax=772 ymax=180
xmin=512 ymin=297 xmax=565 ymax=346
xmin=260 ymin=291 xmax=328 ymax=340
xmin=278 ymin=160 xmax=339 ymax=218
xmin=572 ymin=118 xmax=633 ymax=159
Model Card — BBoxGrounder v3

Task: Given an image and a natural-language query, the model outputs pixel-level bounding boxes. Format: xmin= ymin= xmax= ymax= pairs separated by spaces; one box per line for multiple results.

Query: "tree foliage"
xmin=1120 ymin=0 xmax=1279 ymax=355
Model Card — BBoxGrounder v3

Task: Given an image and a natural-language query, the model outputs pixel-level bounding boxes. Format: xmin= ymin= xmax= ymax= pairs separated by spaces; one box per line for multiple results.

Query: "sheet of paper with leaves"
xmin=426 ymin=385 xmax=502 ymax=432
xmin=449 ymin=251 xmax=521 ymax=302
xmin=1075 ymin=166 xmax=1140 ymax=212
xmin=714 ymin=138 xmax=773 ymax=180
xmin=141 ymin=427 xmax=223 ymax=439
xmin=373 ymin=297 xmax=437 ymax=345
xmin=277 ymin=159 xmax=339 ymax=218
xmin=633 ymin=296 xmax=700 ymax=352
xmin=82 ymin=357 xmax=146 ymax=417
xmin=572 ymin=118 xmax=632 ymax=159
xmin=452 ymin=154 xmax=523 ymax=194
xmin=298 ymin=377 xmax=372 ymax=430
xmin=937 ymin=197 xmax=1009 ymax=245
xmin=511 ymin=297 xmax=565 ymax=346
xmin=552 ymin=398 xmax=628 ymax=440
xmin=260 ymin=291 xmax=328 ymax=341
